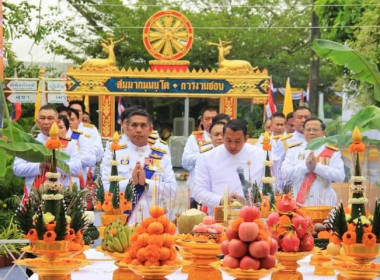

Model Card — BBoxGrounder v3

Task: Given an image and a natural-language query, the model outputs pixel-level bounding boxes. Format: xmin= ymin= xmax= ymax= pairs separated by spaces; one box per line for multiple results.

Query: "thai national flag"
xmin=11 ymin=103 xmax=22 ymax=122
xmin=116 ymin=96 xmax=125 ymax=124
xmin=265 ymin=79 xmax=276 ymax=119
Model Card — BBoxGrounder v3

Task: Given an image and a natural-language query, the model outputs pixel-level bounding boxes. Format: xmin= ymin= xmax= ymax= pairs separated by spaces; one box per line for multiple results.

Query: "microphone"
xmin=236 ymin=167 xmax=249 ymax=199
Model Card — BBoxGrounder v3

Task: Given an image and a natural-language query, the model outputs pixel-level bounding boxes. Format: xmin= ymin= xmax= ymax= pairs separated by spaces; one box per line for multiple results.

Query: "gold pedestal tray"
xmin=15 ymin=258 xmax=89 ymax=280
xmin=178 ymin=248 xmax=192 ymax=273
xmin=271 ymin=251 xmax=310 ymax=280
xmin=114 ymin=261 xmax=142 ymax=280
xmin=343 ymin=244 xmax=379 ymax=264
xmin=127 ymin=264 xmax=181 ymax=280
xmin=303 ymin=206 xmax=332 ymax=223
xmin=100 ymin=214 xmax=128 ymax=226
xmin=214 ymin=262 xmax=281 ymax=280
xmin=310 ymin=249 xmax=334 ymax=276
xmin=329 ymin=262 xmax=380 ymax=280
xmin=176 ymin=240 xmax=222 ymax=280
xmin=27 ymin=241 xmax=71 ymax=261
xmin=98 ymin=226 xmax=106 ymax=239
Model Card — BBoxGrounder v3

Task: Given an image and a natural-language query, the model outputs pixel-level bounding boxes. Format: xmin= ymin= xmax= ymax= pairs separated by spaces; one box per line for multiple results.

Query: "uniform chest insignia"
xmin=200 ymin=146 xmax=213 ymax=153
xmin=289 ymin=142 xmax=302 ymax=148
xmin=84 ymin=133 xmax=91 ymax=138
xmin=298 ymin=152 xmax=305 ymax=160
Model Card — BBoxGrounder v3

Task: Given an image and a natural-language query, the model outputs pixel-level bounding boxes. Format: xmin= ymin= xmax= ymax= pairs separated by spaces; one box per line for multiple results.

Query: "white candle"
xmin=152 ymin=182 xmax=156 ymax=207
xmin=223 ymin=186 xmax=228 ymax=222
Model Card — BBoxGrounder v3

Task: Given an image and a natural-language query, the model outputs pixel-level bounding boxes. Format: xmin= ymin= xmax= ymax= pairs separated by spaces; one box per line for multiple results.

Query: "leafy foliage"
xmin=372 ymin=198 xmax=380 ymax=241
xmin=55 ymin=201 xmax=68 ymax=241
xmin=330 ymin=202 xmax=348 ymax=240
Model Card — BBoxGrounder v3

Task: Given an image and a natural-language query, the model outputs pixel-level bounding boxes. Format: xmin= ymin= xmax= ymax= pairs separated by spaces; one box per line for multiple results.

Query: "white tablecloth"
xmin=29 ymin=248 xmax=340 ymax=280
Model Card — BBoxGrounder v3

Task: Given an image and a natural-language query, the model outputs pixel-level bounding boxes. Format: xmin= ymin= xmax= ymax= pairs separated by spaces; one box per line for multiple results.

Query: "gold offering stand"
xmin=310 ymin=248 xmax=335 ymax=276
xmin=98 ymin=212 xmax=128 ymax=239
xmin=326 ymin=244 xmax=380 ymax=280
xmin=127 ymin=264 xmax=181 ymax=280
xmin=213 ymin=262 xmax=282 ymax=280
xmin=17 ymin=240 xmax=89 ymax=280
xmin=303 ymin=206 xmax=333 ymax=224
xmin=176 ymin=240 xmax=222 ymax=280
xmin=271 ymin=251 xmax=310 ymax=280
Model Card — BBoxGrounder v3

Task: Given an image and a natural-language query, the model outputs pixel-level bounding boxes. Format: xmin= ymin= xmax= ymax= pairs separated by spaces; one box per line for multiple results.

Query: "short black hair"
xmin=286 ymin=112 xmax=294 ymax=121
xmin=58 ymin=106 xmax=70 ymax=115
xmin=210 ymin=121 xmax=226 ymax=133
xmin=213 ymin=113 xmax=230 ymax=124
xmin=223 ymin=119 xmax=247 ymax=136
xmin=58 ymin=115 xmax=70 ymax=130
xmin=68 ymin=100 xmax=85 ymax=113
xmin=127 ymin=109 xmax=152 ymax=125
xmin=303 ymin=118 xmax=326 ymax=131
xmin=293 ymin=106 xmax=311 ymax=116
xmin=271 ymin=112 xmax=285 ymax=120
xmin=68 ymin=108 xmax=80 ymax=119
xmin=121 ymin=105 xmax=146 ymax=123
xmin=200 ymin=106 xmax=217 ymax=118
xmin=40 ymin=104 xmax=57 ymax=113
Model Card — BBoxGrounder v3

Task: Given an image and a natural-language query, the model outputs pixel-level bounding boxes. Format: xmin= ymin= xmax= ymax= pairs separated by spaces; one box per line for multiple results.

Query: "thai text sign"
xmin=104 ymin=78 xmax=232 ymax=94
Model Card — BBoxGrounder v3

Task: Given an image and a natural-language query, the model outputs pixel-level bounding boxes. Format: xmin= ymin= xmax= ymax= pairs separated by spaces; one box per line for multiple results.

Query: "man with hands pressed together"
xmin=100 ymin=110 xmax=177 ymax=223
xmin=193 ymin=119 xmax=266 ymax=213
xmin=280 ymin=118 xmax=345 ymax=206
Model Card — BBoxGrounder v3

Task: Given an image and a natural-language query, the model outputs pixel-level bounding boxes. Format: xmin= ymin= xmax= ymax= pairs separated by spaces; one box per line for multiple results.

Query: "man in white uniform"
xmin=69 ymin=100 xmax=104 ymax=163
xmin=100 ymin=110 xmax=177 ymax=223
xmin=13 ymin=104 xmax=82 ymax=195
xmin=182 ymin=107 xmax=217 ymax=207
xmin=193 ymin=119 xmax=266 ymax=212
xmin=280 ymin=118 xmax=345 ymax=206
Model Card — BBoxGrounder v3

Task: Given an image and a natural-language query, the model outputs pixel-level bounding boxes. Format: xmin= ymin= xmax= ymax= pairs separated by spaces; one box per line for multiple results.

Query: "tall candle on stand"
xmin=223 ymin=186 xmax=228 ymax=223
xmin=152 ymin=182 xmax=156 ymax=207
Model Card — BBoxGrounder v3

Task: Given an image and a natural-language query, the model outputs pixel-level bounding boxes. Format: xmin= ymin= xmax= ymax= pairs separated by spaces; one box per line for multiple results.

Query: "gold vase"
xmin=271 ymin=251 xmax=310 ymax=280
xmin=100 ymin=214 xmax=128 ymax=226
xmin=176 ymin=240 xmax=222 ymax=280
xmin=310 ymin=249 xmax=335 ymax=276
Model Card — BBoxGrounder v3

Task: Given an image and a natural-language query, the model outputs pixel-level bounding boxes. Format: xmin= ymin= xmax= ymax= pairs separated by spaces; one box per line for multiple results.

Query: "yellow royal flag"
xmin=84 ymin=95 xmax=90 ymax=113
xmin=34 ymin=83 xmax=42 ymax=121
xmin=283 ymin=77 xmax=294 ymax=117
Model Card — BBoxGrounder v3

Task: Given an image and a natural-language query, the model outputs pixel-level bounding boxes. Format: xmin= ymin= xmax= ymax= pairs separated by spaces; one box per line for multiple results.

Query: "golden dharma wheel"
xmin=143 ymin=10 xmax=193 ymax=60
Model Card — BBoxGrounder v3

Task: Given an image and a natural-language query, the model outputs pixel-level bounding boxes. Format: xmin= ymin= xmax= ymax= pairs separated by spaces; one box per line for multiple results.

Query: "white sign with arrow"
xmin=6 ymin=80 xmax=37 ymax=91
xmin=7 ymin=93 xmax=36 ymax=103
xmin=48 ymin=93 xmax=67 ymax=103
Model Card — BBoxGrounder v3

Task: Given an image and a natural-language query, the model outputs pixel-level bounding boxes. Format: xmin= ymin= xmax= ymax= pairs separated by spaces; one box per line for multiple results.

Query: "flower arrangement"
xmin=15 ymin=123 xmax=87 ymax=247
xmin=95 ymin=132 xmax=132 ymax=218
xmin=267 ymin=194 xmax=314 ymax=252
xmin=260 ymin=132 xmax=275 ymax=212
xmin=123 ymin=206 xmax=179 ymax=266
xmin=326 ymin=127 xmax=380 ymax=257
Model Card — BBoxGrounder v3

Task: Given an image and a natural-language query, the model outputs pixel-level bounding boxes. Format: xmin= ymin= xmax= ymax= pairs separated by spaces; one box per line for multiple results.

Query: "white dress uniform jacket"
xmin=193 ymin=143 xmax=266 ymax=213
xmin=13 ymin=133 xmax=82 ymax=194
xmin=78 ymin=122 xmax=104 ymax=163
xmin=100 ymin=139 xmax=177 ymax=223
xmin=280 ymin=143 xmax=345 ymax=206
xmin=182 ymin=131 xmax=213 ymax=196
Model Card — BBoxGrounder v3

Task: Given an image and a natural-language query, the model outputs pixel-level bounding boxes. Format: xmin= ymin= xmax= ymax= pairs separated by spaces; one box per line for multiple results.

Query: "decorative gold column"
xmin=99 ymin=95 xmax=115 ymax=138
xmin=220 ymin=97 xmax=237 ymax=119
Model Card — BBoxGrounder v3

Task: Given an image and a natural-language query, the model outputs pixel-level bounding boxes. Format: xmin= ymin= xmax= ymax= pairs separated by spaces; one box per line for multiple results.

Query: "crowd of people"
xmin=13 ymin=101 xmax=345 ymax=222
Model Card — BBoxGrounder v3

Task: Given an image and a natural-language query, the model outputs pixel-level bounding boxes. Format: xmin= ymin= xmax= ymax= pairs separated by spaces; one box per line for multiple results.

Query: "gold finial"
xmin=263 ymin=131 xmax=270 ymax=144
xmin=112 ymin=132 xmax=120 ymax=143
xmin=352 ymin=126 xmax=362 ymax=144
xmin=49 ymin=122 xmax=59 ymax=138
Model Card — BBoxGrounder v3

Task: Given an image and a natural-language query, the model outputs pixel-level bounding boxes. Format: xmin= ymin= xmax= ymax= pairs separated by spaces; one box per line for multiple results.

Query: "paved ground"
xmin=0 ymin=170 xmax=189 ymax=280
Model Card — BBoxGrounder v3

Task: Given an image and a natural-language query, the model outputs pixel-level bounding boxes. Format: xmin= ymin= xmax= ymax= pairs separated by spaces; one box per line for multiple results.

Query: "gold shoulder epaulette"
xmin=84 ymin=133 xmax=91 ymax=138
xmin=148 ymin=138 xmax=155 ymax=144
xmin=119 ymin=143 xmax=128 ymax=149
xmin=151 ymin=146 xmax=167 ymax=154
xmin=260 ymin=132 xmax=265 ymax=136
xmin=192 ymin=130 xmax=203 ymax=135
xmin=326 ymin=143 xmax=339 ymax=151
xmin=149 ymin=133 xmax=158 ymax=139
xmin=83 ymin=123 xmax=95 ymax=128
xmin=160 ymin=139 xmax=167 ymax=145
xmin=288 ymin=142 xmax=302 ymax=148
xmin=281 ymin=133 xmax=293 ymax=141
xmin=273 ymin=135 xmax=280 ymax=140
xmin=71 ymin=129 xmax=83 ymax=134
xmin=152 ymin=130 xmax=158 ymax=134
xmin=201 ymin=141 xmax=212 ymax=147
xmin=200 ymin=146 xmax=213 ymax=153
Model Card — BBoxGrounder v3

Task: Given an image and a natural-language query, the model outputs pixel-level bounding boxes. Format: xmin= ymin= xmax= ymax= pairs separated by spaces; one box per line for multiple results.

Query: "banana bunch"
xmin=101 ymin=220 xmax=136 ymax=253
